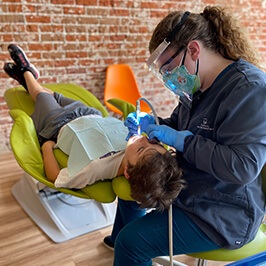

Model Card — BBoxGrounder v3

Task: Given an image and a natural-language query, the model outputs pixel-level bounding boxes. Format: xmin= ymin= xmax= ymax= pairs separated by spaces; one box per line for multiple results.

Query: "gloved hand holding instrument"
xmin=146 ymin=124 xmax=193 ymax=152
xmin=124 ymin=111 xmax=155 ymax=140
xmin=124 ymin=111 xmax=193 ymax=152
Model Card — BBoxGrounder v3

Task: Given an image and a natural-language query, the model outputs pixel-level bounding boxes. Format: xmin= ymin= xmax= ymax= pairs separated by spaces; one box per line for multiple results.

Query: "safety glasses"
xmin=159 ymin=48 xmax=186 ymax=75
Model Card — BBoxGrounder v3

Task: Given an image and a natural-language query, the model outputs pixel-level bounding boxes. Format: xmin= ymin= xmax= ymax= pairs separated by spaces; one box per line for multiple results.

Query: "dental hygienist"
xmin=103 ymin=6 xmax=266 ymax=265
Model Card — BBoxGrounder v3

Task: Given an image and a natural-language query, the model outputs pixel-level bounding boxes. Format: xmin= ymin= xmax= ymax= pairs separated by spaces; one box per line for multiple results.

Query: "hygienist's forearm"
xmin=41 ymin=141 xmax=60 ymax=183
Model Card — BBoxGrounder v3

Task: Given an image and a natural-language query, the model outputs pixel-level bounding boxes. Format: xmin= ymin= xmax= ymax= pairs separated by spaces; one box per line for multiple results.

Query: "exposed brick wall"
xmin=0 ymin=0 xmax=265 ymax=153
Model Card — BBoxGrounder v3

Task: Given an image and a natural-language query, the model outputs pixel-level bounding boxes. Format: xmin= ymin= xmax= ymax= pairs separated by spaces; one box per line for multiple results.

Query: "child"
xmin=4 ymin=44 xmax=186 ymax=211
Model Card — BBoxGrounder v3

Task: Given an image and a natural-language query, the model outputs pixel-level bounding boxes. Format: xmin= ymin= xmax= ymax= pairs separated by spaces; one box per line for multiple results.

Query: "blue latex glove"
xmin=146 ymin=124 xmax=193 ymax=152
xmin=124 ymin=112 xmax=155 ymax=140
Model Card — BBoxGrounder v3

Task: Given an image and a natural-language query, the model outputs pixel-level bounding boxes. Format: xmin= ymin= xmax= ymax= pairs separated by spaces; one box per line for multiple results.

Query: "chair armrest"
xmin=9 ymin=109 xmax=45 ymax=179
xmin=107 ymin=98 xmax=136 ymax=119
xmin=53 ymin=148 xmax=68 ymax=168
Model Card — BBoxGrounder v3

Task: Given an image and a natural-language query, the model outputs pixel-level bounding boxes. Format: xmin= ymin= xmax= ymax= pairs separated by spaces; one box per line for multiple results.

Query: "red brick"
xmin=41 ymin=33 xmax=65 ymax=42
xmin=86 ymin=8 xmax=109 ymax=16
xmin=51 ymin=0 xmax=75 ymax=4
xmin=39 ymin=25 xmax=64 ymax=32
xmin=76 ymin=0 xmax=97 ymax=5
xmin=109 ymin=9 xmax=130 ymax=17
xmin=2 ymin=0 xmax=20 ymax=2
xmin=26 ymin=15 xmax=51 ymax=23
xmin=66 ymin=35 xmax=87 ymax=42
xmin=0 ymin=14 xmax=24 ymax=23
xmin=26 ymin=24 xmax=39 ymax=32
xmin=8 ymin=4 xmax=22 ymax=12
xmin=140 ymin=2 xmax=160 ymax=9
xmin=29 ymin=43 xmax=53 ymax=51
xmin=63 ymin=6 xmax=85 ymax=15
xmin=66 ymin=51 xmax=88 ymax=58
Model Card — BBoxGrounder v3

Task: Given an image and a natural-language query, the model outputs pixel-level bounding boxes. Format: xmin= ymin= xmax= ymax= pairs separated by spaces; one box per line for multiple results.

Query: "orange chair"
xmin=104 ymin=64 xmax=151 ymax=118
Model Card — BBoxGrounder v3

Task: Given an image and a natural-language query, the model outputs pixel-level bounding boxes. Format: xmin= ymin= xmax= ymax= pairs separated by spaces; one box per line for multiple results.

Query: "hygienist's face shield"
xmin=146 ymin=38 xmax=171 ymax=82
xmin=146 ymin=11 xmax=201 ymax=109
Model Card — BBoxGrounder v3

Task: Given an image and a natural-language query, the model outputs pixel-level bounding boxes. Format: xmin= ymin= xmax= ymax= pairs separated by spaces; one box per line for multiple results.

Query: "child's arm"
xmin=41 ymin=140 xmax=61 ymax=183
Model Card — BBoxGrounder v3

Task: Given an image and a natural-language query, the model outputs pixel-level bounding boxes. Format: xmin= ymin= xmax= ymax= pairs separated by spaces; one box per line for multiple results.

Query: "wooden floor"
xmin=0 ymin=152 xmax=232 ymax=266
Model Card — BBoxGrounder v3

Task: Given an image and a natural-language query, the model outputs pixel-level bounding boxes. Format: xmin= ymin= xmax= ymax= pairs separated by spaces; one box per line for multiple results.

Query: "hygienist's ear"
xmin=124 ymin=166 xmax=130 ymax=179
xmin=187 ymin=40 xmax=200 ymax=60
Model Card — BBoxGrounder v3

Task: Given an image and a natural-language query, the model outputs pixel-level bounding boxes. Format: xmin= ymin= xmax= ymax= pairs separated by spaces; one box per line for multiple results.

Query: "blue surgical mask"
xmin=161 ymin=50 xmax=201 ymax=108
xmin=163 ymin=64 xmax=200 ymax=96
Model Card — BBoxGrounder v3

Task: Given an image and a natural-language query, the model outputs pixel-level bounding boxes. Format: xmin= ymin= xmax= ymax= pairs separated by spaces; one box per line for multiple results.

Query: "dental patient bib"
xmin=55 ymin=115 xmax=128 ymax=176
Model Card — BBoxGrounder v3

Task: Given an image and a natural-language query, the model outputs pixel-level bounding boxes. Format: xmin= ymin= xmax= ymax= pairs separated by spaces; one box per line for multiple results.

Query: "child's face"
xmin=125 ymin=135 xmax=166 ymax=166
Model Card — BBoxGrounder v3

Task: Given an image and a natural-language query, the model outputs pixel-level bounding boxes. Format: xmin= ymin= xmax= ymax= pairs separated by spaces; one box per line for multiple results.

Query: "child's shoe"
xmin=3 ymin=62 xmax=28 ymax=90
xmin=7 ymin=43 xmax=39 ymax=79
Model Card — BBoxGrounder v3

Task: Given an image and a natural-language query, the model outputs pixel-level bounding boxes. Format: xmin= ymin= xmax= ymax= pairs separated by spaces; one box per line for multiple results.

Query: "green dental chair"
xmin=4 ymin=83 xmax=133 ymax=243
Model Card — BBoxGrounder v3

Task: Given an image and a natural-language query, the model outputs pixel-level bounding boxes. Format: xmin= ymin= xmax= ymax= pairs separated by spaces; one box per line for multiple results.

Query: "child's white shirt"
xmin=54 ymin=150 xmax=125 ymax=189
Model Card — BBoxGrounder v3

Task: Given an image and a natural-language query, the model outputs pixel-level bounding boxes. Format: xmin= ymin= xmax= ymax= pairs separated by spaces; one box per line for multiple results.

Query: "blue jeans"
xmin=112 ymin=198 xmax=219 ymax=266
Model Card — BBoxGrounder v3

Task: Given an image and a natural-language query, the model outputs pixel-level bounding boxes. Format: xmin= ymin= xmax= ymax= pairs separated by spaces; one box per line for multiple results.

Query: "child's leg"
xmin=53 ymin=92 xmax=80 ymax=106
xmin=4 ymin=43 xmax=84 ymax=106
xmin=4 ymin=60 xmax=54 ymax=102
xmin=3 ymin=43 xmax=54 ymax=101
xmin=24 ymin=71 xmax=53 ymax=102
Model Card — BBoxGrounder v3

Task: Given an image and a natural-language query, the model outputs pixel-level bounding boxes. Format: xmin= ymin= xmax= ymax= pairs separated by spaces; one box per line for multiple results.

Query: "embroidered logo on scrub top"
xmin=197 ymin=117 xmax=214 ymax=131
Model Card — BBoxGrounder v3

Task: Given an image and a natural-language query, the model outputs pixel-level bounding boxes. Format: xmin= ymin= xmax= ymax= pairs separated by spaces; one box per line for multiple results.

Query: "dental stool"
xmin=4 ymin=83 xmax=133 ymax=243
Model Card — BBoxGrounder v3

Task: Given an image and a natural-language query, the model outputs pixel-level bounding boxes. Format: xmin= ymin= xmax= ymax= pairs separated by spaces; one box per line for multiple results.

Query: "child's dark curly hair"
xmin=126 ymin=149 xmax=186 ymax=212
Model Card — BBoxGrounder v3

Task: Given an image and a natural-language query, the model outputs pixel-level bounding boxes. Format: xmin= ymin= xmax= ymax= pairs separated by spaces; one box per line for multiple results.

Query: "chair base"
xmin=152 ymin=256 xmax=189 ymax=266
xmin=12 ymin=173 xmax=116 ymax=243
